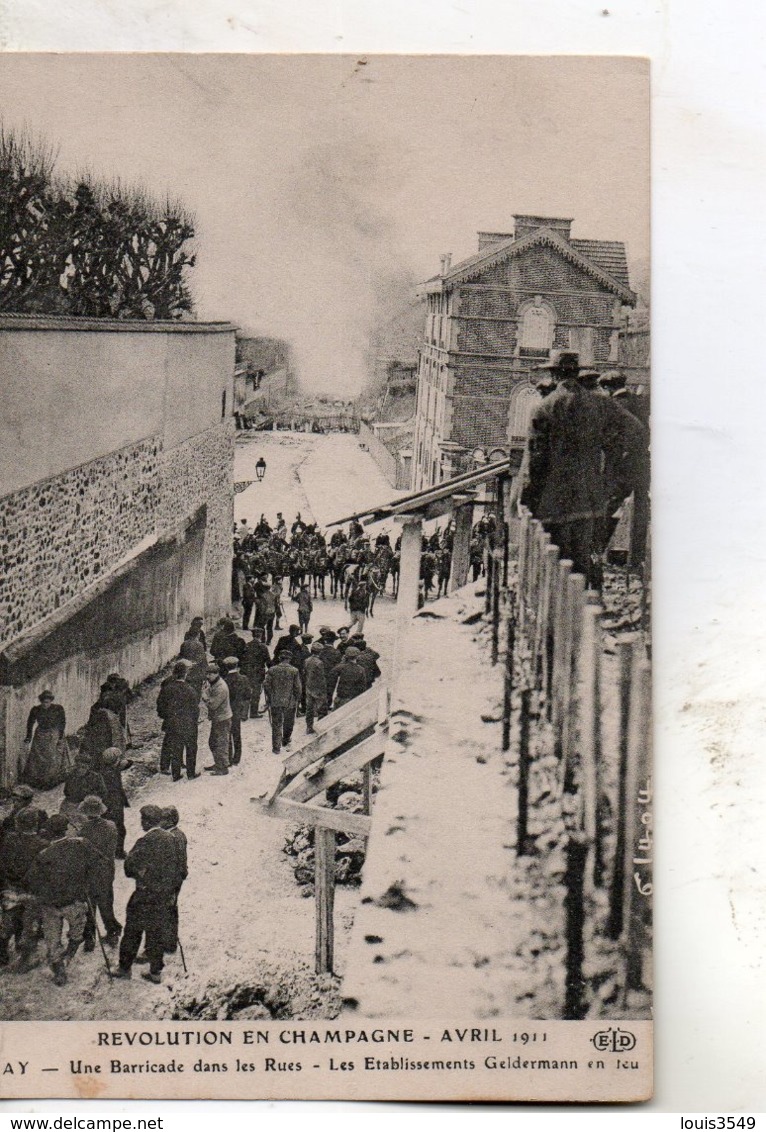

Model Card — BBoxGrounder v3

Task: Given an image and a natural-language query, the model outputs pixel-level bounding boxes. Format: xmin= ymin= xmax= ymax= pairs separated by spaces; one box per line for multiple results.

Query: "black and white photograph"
xmin=0 ymin=54 xmax=651 ymax=1102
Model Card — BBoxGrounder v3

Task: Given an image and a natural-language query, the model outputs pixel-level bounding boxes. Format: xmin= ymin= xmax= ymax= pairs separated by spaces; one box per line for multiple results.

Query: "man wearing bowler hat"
xmin=520 ymin=349 xmax=643 ymax=587
xmin=157 ymin=660 xmax=201 ymax=781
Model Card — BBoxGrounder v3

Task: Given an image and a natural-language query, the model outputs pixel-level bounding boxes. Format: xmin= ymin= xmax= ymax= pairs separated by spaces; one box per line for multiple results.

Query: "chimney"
xmin=439 ymin=253 xmax=452 ymax=274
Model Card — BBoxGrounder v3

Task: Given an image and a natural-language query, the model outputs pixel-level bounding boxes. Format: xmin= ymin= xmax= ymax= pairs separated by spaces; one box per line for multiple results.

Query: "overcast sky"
xmin=0 ymin=55 xmax=649 ymax=394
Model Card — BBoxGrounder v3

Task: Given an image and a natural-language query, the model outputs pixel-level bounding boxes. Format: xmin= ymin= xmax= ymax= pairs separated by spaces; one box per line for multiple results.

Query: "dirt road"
xmin=1 ymin=432 xmax=399 ymax=1021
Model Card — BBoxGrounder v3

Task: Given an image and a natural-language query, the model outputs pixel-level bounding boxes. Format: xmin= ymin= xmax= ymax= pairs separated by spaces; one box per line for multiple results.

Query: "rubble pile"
xmin=283 ymin=771 xmax=376 ymax=892
xmin=162 ymin=956 xmax=342 ymax=1021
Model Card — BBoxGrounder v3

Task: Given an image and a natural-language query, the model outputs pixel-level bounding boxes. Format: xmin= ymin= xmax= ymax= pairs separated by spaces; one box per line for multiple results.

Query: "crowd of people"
xmin=1 ymin=510 xmax=392 ymax=988
xmin=0 ymin=783 xmax=186 ymax=988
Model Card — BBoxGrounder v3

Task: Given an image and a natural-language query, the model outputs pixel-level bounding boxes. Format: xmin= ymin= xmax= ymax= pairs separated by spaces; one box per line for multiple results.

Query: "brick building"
xmin=412 ymin=215 xmax=637 ymax=489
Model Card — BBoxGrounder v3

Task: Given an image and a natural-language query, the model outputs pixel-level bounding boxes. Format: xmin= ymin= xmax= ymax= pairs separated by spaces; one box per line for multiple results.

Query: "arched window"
xmin=508 ymin=383 xmax=541 ymax=442
xmin=518 ymin=297 xmax=555 ymax=357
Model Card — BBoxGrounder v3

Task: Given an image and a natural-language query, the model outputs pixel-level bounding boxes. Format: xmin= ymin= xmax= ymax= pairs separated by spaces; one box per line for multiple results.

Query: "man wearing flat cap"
xmin=222 ymin=657 xmax=252 ymax=766
xmin=519 ymin=349 xmax=644 ymax=587
xmin=201 ymin=665 xmax=232 ymax=775
xmin=78 ymin=795 xmax=122 ymax=950
xmin=114 ymin=804 xmax=183 ymax=984
xmin=24 ymin=813 xmax=101 ymax=985
xmin=262 ymin=652 xmax=302 ymax=755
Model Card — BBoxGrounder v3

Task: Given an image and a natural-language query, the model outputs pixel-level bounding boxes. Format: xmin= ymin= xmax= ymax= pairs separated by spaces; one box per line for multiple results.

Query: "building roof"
xmin=425 ymin=224 xmax=635 ymax=303
xmin=569 ymin=239 xmax=630 ymax=288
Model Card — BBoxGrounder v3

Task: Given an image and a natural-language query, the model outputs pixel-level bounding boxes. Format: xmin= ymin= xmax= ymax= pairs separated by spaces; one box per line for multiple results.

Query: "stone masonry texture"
xmin=0 ymin=421 xmax=234 ymax=647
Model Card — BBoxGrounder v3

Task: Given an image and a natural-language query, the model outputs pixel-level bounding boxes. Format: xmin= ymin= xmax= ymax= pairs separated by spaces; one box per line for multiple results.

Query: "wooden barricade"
xmin=257 ymin=685 xmax=387 ymax=974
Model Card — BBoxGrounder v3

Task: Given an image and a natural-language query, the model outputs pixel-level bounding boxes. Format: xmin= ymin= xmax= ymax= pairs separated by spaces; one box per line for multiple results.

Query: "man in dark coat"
xmin=61 ymin=754 xmax=107 ymax=830
xmin=241 ymin=575 xmax=256 ymax=631
xmin=187 ymin=616 xmax=207 ymax=651
xmin=210 ymin=619 xmax=246 ymax=667
xmin=242 ymin=628 xmax=271 ymax=718
xmin=330 ymin=648 xmax=368 ymax=709
xmin=262 ymin=653 xmax=302 ymax=754
xmin=179 ymin=630 xmax=208 ymax=701
xmin=0 ymin=807 xmax=47 ymax=966
xmin=114 ymin=805 xmax=184 ymax=985
xmin=272 ymin=624 xmax=303 ymax=667
xmin=157 ymin=661 xmax=201 ymax=781
xmin=354 ymin=638 xmax=382 ymax=689
xmin=24 ymin=814 xmax=100 ymax=985
xmin=520 ymin=349 xmax=643 ymax=588
xmin=303 ymin=641 xmax=328 ymax=735
xmin=222 ymin=658 xmax=252 ymax=766
xmin=160 ymin=806 xmax=188 ymax=955
xmin=78 ymin=795 xmax=121 ymax=949
xmin=316 ymin=629 xmax=340 ymax=679
xmin=598 ymin=371 xmax=650 ymax=562
xmin=100 ymin=747 xmax=130 ymax=859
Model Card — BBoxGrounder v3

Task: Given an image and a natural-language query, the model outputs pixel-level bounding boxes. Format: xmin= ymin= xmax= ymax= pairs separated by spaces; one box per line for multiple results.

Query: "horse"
xmin=372 ymin=544 xmax=394 ymax=593
xmin=436 ymin=548 xmax=452 ymax=597
xmin=309 ymin=549 xmax=329 ymax=599
xmin=389 ymin=552 xmax=400 ymax=597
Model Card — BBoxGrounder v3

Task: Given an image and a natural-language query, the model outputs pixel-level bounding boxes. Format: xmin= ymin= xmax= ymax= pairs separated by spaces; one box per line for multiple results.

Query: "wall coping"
xmin=0 ymin=314 xmax=236 ymax=334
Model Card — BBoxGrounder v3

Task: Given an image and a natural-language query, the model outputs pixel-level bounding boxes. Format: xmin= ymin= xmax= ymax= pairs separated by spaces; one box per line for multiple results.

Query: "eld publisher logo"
xmin=590 ymin=1027 xmax=637 ymax=1053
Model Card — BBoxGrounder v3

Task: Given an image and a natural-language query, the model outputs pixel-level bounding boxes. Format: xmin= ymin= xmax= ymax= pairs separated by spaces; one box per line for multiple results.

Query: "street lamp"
xmin=255 ymin=458 xmax=267 ymax=482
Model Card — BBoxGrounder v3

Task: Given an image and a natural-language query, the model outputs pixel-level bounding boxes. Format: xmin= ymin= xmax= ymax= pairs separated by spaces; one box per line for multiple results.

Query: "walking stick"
xmin=173 ymin=895 xmax=188 ymax=974
xmin=86 ymin=896 xmax=114 ymax=980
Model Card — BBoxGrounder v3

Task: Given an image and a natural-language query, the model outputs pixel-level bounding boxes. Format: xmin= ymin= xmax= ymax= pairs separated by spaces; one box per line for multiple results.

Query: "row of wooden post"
xmin=491 ymin=507 xmax=652 ymax=1018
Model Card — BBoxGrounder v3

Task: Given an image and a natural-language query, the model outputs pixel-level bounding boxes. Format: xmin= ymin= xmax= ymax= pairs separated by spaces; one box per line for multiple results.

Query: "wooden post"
xmin=491 ymin=557 xmax=501 ymax=665
xmin=501 ymin=593 xmax=515 ymax=752
xmin=315 ymin=826 xmax=336 ymax=974
xmin=578 ymin=602 xmax=602 ymax=892
xmin=449 ymin=499 xmax=473 ymax=592
xmin=392 ymin=514 xmax=423 ymax=688
xmin=563 ymin=833 xmax=589 ymax=1019
xmin=622 ymin=652 xmax=652 ymax=998
xmin=362 ymin=763 xmax=374 ymax=816
xmin=608 ymin=640 xmax=635 ymax=939
xmin=518 ymin=511 xmax=530 ymax=634
xmin=540 ymin=543 xmax=559 ymax=696
xmin=551 ymin=559 xmax=572 ymax=734
xmin=540 ymin=543 xmax=558 ymax=701
xmin=516 ymin=688 xmax=532 ymax=854
xmin=396 ymin=514 xmax=423 ymax=621
xmin=562 ymin=574 xmax=586 ymax=790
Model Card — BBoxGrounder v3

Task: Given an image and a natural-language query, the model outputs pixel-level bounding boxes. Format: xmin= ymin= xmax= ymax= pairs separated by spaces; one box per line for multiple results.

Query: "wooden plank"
xmin=281 ymin=690 xmax=379 ymax=777
xmin=282 ymin=729 xmax=387 ymax=803
xmin=315 ymin=827 xmax=336 ymax=974
xmin=264 ymin=795 xmax=372 ymax=838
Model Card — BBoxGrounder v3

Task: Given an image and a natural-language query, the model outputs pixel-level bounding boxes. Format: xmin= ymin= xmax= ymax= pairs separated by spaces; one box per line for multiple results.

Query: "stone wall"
xmin=158 ymin=421 xmax=235 ymax=616
xmin=0 ymin=438 xmax=161 ymax=644
xmin=0 ymin=317 xmax=236 ymax=782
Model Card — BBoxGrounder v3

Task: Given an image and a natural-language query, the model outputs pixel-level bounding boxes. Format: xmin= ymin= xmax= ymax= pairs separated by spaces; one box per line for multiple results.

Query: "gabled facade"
xmin=412 ymin=215 xmax=637 ymax=489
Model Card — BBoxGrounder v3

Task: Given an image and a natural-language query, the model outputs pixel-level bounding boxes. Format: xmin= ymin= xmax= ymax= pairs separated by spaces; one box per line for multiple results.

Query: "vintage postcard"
xmin=0 ymin=54 xmax=651 ymax=1102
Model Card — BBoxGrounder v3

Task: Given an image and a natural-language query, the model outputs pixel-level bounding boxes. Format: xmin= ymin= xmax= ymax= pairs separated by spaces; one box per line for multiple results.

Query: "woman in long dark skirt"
xmin=23 ymin=691 xmax=71 ymax=790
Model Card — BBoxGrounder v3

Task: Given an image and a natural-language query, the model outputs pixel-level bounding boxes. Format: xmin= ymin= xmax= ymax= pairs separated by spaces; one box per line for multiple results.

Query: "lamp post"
xmin=255 ymin=458 xmax=266 ymax=482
